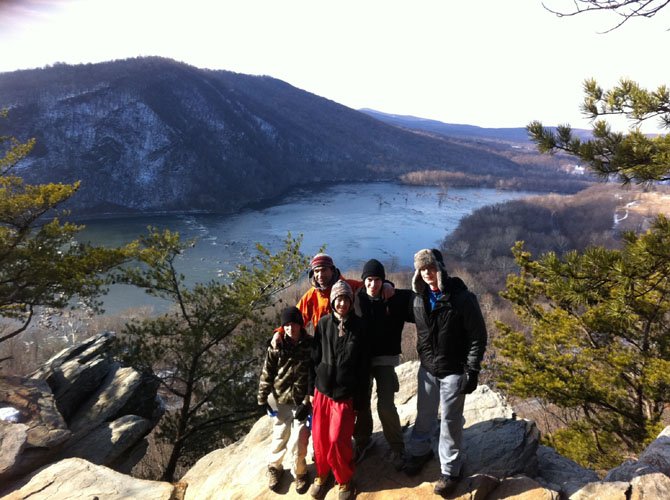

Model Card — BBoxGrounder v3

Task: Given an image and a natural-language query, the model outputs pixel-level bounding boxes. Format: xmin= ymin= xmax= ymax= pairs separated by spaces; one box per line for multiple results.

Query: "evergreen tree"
xmin=495 ymin=221 xmax=670 ymax=467
xmin=116 ymin=228 xmax=308 ymax=481
xmin=0 ymin=111 xmax=131 ymax=359
xmin=528 ymin=79 xmax=670 ymax=185
xmin=497 ymin=72 xmax=670 ymax=467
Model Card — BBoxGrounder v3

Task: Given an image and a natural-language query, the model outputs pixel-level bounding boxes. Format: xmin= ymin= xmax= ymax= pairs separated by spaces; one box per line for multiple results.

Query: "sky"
xmin=0 ymin=0 xmax=667 ymax=132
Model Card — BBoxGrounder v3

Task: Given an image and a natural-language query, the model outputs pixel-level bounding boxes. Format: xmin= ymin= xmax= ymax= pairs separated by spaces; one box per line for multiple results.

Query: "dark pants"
xmin=353 ymin=365 xmax=404 ymax=452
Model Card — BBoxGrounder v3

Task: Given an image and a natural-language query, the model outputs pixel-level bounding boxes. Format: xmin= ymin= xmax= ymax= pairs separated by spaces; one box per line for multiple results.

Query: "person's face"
xmin=313 ymin=265 xmax=334 ymax=287
xmin=283 ymin=322 xmax=302 ymax=339
xmin=364 ymin=276 xmax=383 ymax=297
xmin=333 ymin=295 xmax=351 ymax=316
xmin=420 ymin=265 xmax=439 ymax=290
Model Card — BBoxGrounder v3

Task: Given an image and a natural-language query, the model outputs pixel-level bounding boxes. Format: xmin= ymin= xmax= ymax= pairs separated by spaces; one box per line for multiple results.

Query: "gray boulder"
xmin=1 ymin=458 xmax=177 ymax=500
xmin=535 ymin=445 xmax=600 ymax=497
xmin=463 ymin=417 xmax=540 ymax=478
xmin=0 ymin=376 xmax=70 ymax=481
xmin=0 ymin=332 xmax=163 ymax=484
xmin=604 ymin=425 xmax=670 ymax=482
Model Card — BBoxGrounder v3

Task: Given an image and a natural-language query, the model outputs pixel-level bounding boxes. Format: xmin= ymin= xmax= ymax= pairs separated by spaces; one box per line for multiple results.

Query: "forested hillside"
xmin=0 ymin=57 xmax=587 ymax=216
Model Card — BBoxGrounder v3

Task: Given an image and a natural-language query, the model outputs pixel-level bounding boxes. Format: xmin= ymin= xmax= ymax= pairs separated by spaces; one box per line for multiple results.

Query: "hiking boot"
xmin=295 ymin=473 xmax=310 ymax=494
xmin=383 ymin=448 xmax=406 ymax=471
xmin=267 ymin=465 xmax=283 ymax=492
xmin=403 ymin=450 xmax=433 ymax=476
xmin=337 ymin=481 xmax=355 ymax=500
xmin=434 ymin=474 xmax=460 ymax=498
xmin=309 ymin=475 xmax=328 ymax=499
xmin=354 ymin=440 xmax=374 ymax=464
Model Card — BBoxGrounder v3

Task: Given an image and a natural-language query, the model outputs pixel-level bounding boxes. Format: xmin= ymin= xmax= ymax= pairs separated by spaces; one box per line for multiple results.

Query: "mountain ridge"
xmin=0 ymin=57 xmax=586 ymax=216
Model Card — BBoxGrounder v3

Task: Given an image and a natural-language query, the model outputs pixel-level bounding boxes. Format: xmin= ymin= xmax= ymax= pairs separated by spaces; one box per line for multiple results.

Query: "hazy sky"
xmin=0 ymin=0 xmax=667 ymax=131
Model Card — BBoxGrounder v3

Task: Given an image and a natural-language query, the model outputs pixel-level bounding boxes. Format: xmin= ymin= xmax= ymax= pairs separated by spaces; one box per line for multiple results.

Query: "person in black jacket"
xmin=308 ymin=280 xmax=369 ymax=500
xmin=352 ymin=259 xmax=412 ymax=468
xmin=403 ymin=249 xmax=487 ymax=498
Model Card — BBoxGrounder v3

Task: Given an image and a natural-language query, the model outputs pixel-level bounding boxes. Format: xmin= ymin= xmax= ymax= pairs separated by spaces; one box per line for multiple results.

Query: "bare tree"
xmin=543 ymin=0 xmax=670 ymax=31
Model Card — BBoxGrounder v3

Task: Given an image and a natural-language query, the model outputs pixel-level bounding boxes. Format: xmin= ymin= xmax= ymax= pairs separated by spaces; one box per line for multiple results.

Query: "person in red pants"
xmin=308 ymin=280 xmax=369 ymax=500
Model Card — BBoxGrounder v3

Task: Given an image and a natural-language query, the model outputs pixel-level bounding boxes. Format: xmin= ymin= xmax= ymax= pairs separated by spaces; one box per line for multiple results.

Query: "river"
xmin=77 ymin=182 xmax=535 ymax=314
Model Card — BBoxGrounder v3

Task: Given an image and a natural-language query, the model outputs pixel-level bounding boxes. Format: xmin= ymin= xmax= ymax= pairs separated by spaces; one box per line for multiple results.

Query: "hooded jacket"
xmin=411 ymin=252 xmax=487 ymax=378
xmin=308 ymin=312 xmax=370 ymax=410
xmin=258 ymin=329 xmax=313 ymax=406
xmin=297 ymin=266 xmax=362 ymax=329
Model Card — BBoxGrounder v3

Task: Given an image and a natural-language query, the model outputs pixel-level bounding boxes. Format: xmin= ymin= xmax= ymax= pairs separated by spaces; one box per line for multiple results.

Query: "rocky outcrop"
xmin=180 ymin=362 xmax=545 ymax=500
xmin=604 ymin=425 xmax=670 ymax=482
xmin=5 ymin=357 xmax=670 ymax=499
xmin=0 ymin=332 xmax=163 ymax=486
xmin=1 ymin=458 xmax=180 ymax=500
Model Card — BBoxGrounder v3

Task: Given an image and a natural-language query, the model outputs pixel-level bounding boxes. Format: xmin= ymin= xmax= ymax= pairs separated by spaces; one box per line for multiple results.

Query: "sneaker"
xmin=434 ymin=474 xmax=460 ymax=497
xmin=337 ymin=481 xmax=355 ymax=500
xmin=309 ymin=475 xmax=328 ymax=499
xmin=354 ymin=440 xmax=374 ymax=463
xmin=267 ymin=465 xmax=283 ymax=492
xmin=383 ymin=449 xmax=406 ymax=471
xmin=295 ymin=473 xmax=310 ymax=494
xmin=403 ymin=450 xmax=433 ymax=476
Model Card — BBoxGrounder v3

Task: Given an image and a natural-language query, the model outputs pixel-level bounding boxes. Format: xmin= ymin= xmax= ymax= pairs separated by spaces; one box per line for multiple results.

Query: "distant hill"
xmin=0 ymin=57 xmax=588 ymax=216
xmin=359 ymin=109 xmax=534 ymax=143
xmin=359 ymin=109 xmax=593 ymax=144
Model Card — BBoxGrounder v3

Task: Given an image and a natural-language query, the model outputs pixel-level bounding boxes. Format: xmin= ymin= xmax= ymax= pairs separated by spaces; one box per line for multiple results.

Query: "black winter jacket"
xmin=308 ymin=312 xmax=370 ymax=410
xmin=412 ymin=275 xmax=487 ymax=378
xmin=354 ymin=287 xmax=412 ymax=358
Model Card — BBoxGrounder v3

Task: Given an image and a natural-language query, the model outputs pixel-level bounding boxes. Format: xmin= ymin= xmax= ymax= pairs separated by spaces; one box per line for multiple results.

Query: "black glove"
xmin=294 ymin=402 xmax=311 ymax=422
xmin=460 ymin=370 xmax=479 ymax=394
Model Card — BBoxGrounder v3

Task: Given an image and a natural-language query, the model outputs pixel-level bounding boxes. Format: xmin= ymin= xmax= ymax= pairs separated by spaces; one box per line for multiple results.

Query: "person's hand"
xmin=460 ymin=370 xmax=479 ymax=394
xmin=294 ymin=402 xmax=311 ymax=422
xmin=270 ymin=331 xmax=284 ymax=348
xmin=381 ymin=282 xmax=395 ymax=300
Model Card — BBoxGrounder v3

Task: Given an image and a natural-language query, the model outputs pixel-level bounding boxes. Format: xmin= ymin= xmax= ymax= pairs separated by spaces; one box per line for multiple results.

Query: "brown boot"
xmin=295 ymin=473 xmax=310 ymax=494
xmin=308 ymin=475 xmax=328 ymax=499
xmin=267 ymin=465 xmax=283 ymax=492
xmin=337 ymin=481 xmax=355 ymax=500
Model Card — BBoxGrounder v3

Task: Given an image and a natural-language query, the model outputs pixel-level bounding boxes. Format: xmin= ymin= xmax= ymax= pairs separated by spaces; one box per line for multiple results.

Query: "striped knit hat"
xmin=310 ymin=253 xmax=335 ymax=270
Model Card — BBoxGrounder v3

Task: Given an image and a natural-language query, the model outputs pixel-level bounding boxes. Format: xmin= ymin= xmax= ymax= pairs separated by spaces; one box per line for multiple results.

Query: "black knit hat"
xmin=280 ymin=306 xmax=304 ymax=327
xmin=361 ymin=259 xmax=385 ymax=281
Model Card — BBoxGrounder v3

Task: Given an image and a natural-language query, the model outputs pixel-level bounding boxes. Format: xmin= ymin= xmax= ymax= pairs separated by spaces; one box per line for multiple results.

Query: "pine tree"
xmin=496 ymin=71 xmax=670 ymax=467
xmin=116 ymin=228 xmax=309 ymax=481
xmin=0 ymin=111 xmax=131 ymax=359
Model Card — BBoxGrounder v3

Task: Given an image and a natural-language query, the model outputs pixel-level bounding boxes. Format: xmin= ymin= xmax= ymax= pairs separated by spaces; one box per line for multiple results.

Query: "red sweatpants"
xmin=312 ymin=389 xmax=356 ymax=485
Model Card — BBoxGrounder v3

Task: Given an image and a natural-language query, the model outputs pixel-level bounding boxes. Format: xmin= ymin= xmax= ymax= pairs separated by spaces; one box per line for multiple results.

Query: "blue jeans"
xmin=407 ymin=365 xmax=465 ymax=476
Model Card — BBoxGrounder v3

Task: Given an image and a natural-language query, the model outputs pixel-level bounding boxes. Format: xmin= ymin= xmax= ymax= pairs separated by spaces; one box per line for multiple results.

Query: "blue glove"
xmin=264 ymin=403 xmax=278 ymax=417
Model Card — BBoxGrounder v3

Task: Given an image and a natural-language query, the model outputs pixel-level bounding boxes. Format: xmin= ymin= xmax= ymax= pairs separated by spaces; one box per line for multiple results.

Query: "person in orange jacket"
xmin=273 ymin=253 xmax=394 ymax=342
xmin=297 ymin=253 xmax=363 ymax=330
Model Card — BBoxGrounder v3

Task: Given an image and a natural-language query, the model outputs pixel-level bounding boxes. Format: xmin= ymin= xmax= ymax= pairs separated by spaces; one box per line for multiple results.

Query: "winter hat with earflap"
xmin=412 ymin=248 xmax=448 ymax=294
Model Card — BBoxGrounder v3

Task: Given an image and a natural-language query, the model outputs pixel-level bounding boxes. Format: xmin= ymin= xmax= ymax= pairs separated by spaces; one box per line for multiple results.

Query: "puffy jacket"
xmin=297 ymin=270 xmax=362 ymax=329
xmin=354 ymin=287 xmax=412 ymax=357
xmin=258 ymin=331 xmax=313 ymax=406
xmin=308 ymin=312 xmax=370 ymax=410
xmin=412 ymin=274 xmax=487 ymax=378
